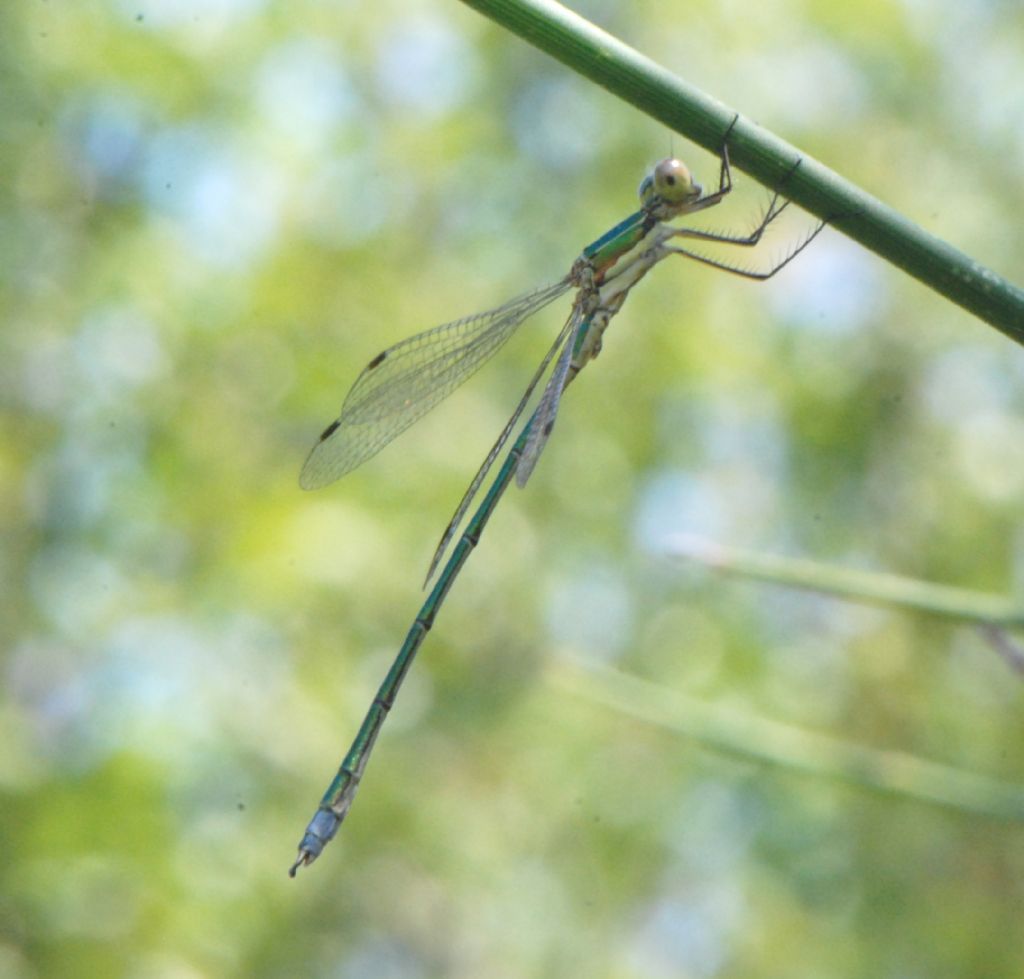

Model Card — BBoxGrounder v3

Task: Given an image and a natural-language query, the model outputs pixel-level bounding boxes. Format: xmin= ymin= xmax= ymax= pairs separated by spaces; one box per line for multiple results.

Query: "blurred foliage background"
xmin=2 ymin=0 xmax=1024 ymax=976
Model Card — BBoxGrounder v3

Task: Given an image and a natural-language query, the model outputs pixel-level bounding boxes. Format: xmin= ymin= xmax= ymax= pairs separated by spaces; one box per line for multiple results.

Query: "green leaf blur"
xmin=2 ymin=1 xmax=1023 ymax=977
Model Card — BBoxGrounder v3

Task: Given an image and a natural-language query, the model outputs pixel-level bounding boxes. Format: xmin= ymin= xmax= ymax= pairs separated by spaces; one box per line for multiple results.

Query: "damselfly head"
xmin=639 ymin=158 xmax=702 ymax=211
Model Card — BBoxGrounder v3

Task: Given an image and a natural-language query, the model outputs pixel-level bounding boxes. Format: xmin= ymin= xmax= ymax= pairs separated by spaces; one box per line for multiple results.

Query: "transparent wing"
xmin=514 ymin=304 xmax=586 ymax=488
xmin=422 ymin=306 xmax=580 ymax=586
xmin=300 ymin=278 xmax=573 ymax=490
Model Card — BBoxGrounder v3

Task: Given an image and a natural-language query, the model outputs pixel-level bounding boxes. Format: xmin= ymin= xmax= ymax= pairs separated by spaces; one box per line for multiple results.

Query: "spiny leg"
xmin=667 ymin=207 xmax=788 ymax=250
xmin=681 ymin=152 xmax=810 ymax=250
xmin=666 ymin=147 xmax=828 ymax=278
xmin=665 ymin=216 xmax=827 ymax=281
xmin=690 ymin=114 xmax=740 ymax=211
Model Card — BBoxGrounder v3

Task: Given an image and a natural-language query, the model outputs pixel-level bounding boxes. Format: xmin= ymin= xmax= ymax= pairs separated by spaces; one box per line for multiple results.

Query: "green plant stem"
xmin=668 ymin=536 xmax=1024 ymax=628
xmin=457 ymin=0 xmax=1024 ymax=345
xmin=551 ymin=658 xmax=1024 ymax=821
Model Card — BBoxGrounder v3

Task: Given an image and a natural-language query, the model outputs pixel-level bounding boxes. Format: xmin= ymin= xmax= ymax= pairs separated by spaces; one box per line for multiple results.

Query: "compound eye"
xmin=651 ymin=158 xmax=698 ymax=203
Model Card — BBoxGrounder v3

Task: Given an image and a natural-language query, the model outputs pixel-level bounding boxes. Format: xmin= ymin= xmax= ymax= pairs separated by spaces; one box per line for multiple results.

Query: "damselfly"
xmin=291 ymin=125 xmax=822 ymax=875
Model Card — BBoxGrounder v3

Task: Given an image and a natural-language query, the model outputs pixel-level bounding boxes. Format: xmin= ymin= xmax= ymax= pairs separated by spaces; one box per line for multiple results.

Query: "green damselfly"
xmin=291 ymin=127 xmax=822 ymax=875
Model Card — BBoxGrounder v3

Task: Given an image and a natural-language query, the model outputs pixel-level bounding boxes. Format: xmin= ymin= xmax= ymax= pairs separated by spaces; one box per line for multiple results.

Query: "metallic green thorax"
xmin=582 ymin=208 xmax=655 ymax=276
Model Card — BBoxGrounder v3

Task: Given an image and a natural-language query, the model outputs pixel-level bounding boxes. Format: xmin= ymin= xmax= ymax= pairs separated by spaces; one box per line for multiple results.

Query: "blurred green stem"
xmin=551 ymin=658 xmax=1024 ymax=821
xmin=458 ymin=0 xmax=1024 ymax=345
xmin=668 ymin=536 xmax=1024 ymax=629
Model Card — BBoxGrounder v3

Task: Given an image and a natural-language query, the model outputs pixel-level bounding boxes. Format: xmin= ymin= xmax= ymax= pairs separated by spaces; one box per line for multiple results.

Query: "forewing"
xmin=300 ymin=278 xmax=571 ymax=489
xmin=514 ymin=304 xmax=586 ymax=488
xmin=422 ymin=306 xmax=579 ymax=585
